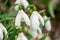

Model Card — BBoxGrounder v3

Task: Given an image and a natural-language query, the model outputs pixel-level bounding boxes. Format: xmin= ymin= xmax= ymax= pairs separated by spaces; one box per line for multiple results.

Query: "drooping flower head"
xmin=15 ymin=10 xmax=30 ymax=27
xmin=29 ymin=11 xmax=42 ymax=38
xmin=15 ymin=10 xmax=29 ymax=40
xmin=14 ymin=0 xmax=29 ymax=11
xmin=43 ymin=16 xmax=51 ymax=31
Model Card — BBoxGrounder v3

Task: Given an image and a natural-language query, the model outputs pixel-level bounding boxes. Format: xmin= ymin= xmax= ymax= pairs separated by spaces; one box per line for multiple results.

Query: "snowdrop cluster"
xmin=14 ymin=0 xmax=52 ymax=40
xmin=0 ymin=23 xmax=8 ymax=40
xmin=0 ymin=0 xmax=52 ymax=40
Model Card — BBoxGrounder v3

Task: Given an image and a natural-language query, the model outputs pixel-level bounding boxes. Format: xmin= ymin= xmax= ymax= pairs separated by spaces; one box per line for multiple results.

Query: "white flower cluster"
xmin=14 ymin=0 xmax=52 ymax=40
xmin=0 ymin=0 xmax=52 ymax=40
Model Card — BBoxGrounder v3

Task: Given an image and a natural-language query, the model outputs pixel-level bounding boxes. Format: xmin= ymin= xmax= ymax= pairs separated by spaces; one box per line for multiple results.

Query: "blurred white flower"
xmin=43 ymin=16 xmax=51 ymax=31
xmin=35 ymin=11 xmax=44 ymax=26
xmin=0 ymin=23 xmax=8 ymax=40
xmin=30 ymin=11 xmax=42 ymax=38
xmin=0 ymin=29 xmax=3 ymax=40
xmin=15 ymin=11 xmax=21 ymax=27
xmin=30 ymin=11 xmax=40 ymax=30
xmin=15 ymin=10 xmax=30 ymax=27
xmin=15 ymin=0 xmax=22 ymax=4
xmin=17 ymin=32 xmax=28 ymax=40
xmin=20 ymin=10 xmax=30 ymax=26
xmin=14 ymin=0 xmax=29 ymax=10
xmin=22 ymin=0 xmax=29 ymax=9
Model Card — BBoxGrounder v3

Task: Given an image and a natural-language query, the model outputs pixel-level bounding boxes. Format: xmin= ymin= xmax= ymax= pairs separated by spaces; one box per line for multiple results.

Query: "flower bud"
xmin=43 ymin=16 xmax=51 ymax=31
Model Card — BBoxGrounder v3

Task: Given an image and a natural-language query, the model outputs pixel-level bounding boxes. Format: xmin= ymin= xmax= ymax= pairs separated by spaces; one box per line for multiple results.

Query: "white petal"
xmin=0 ymin=30 xmax=3 ymax=40
xmin=17 ymin=33 xmax=28 ymax=40
xmin=15 ymin=0 xmax=22 ymax=4
xmin=0 ymin=23 xmax=3 ymax=30
xmin=29 ymin=28 xmax=38 ymax=38
xmin=0 ymin=23 xmax=8 ymax=38
xmin=14 ymin=5 xmax=19 ymax=11
xmin=20 ymin=10 xmax=30 ymax=26
xmin=20 ymin=33 xmax=28 ymax=40
xmin=30 ymin=11 xmax=40 ymax=30
xmin=15 ymin=11 xmax=21 ymax=26
xmin=37 ymin=27 xmax=42 ymax=34
xmin=35 ymin=11 xmax=44 ymax=26
xmin=22 ymin=0 xmax=29 ymax=9
xmin=43 ymin=16 xmax=51 ymax=31
xmin=17 ymin=34 xmax=20 ymax=40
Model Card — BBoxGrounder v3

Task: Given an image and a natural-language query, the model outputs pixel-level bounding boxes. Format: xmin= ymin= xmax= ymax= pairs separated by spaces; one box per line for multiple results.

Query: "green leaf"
xmin=9 ymin=27 xmax=17 ymax=40
xmin=0 ymin=13 xmax=17 ymax=22
xmin=48 ymin=1 xmax=55 ymax=18
xmin=39 ymin=23 xmax=43 ymax=29
xmin=44 ymin=17 xmax=50 ymax=24
xmin=39 ymin=17 xmax=49 ymax=29
xmin=27 ymin=34 xmax=32 ymax=40
xmin=40 ymin=33 xmax=48 ymax=40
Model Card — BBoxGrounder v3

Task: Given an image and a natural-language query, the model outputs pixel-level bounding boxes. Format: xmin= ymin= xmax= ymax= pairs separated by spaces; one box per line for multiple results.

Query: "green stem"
xmin=4 ymin=0 xmax=9 ymax=6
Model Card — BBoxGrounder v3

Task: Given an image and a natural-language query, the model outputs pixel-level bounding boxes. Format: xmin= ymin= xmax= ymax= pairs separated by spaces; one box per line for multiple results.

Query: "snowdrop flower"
xmin=30 ymin=11 xmax=42 ymax=38
xmin=30 ymin=11 xmax=40 ymax=30
xmin=15 ymin=11 xmax=21 ymax=27
xmin=15 ymin=0 xmax=29 ymax=9
xmin=15 ymin=10 xmax=30 ymax=27
xmin=17 ymin=32 xmax=28 ymax=40
xmin=20 ymin=10 xmax=30 ymax=26
xmin=14 ymin=0 xmax=29 ymax=11
xmin=35 ymin=11 xmax=44 ymax=26
xmin=22 ymin=0 xmax=29 ymax=9
xmin=0 ymin=29 xmax=3 ymax=40
xmin=0 ymin=23 xmax=8 ymax=40
xmin=43 ymin=16 xmax=51 ymax=31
